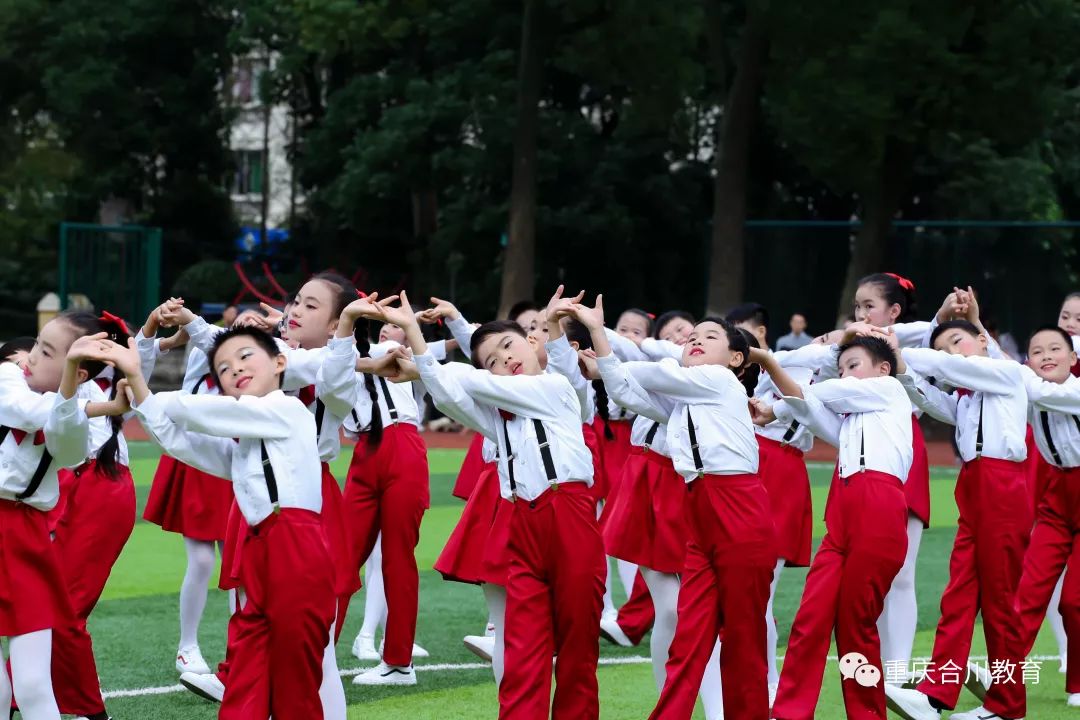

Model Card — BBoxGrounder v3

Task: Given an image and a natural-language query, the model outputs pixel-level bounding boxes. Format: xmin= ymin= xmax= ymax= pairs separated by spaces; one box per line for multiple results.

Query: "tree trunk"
xmin=834 ymin=139 xmax=913 ymax=326
xmin=704 ymin=5 xmax=767 ymax=316
xmin=497 ymin=0 xmax=543 ymax=319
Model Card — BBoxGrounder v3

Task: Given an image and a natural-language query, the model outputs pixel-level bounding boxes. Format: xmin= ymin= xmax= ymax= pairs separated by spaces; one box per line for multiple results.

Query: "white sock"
xmin=601 ymin=556 xmax=617 ymax=619
xmin=641 ymin=567 xmax=681 ymax=691
xmin=698 ymin=639 xmax=723 ymax=720
xmin=483 ymin=583 xmax=507 ymax=687
xmin=766 ymin=559 xmax=784 ymax=686
xmin=1050 ymin=571 xmax=1068 ymax=659
xmin=9 ymin=629 xmax=61 ymax=720
xmin=319 ymin=623 xmax=347 ymax=720
xmin=360 ymin=533 xmax=387 ymax=638
xmin=0 ymin=638 xmax=11 ymax=719
xmin=179 ymin=537 xmax=218 ymax=648
xmin=878 ymin=515 xmax=922 ymax=667
xmin=616 ymin=559 xmax=638 ymax=599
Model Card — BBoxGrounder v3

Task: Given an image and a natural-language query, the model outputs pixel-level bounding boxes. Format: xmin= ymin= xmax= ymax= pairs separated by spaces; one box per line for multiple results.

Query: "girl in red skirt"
xmin=0 ymin=315 xmax=105 ymax=719
xmin=142 ymin=300 xmax=236 ymax=678
xmin=100 ymin=325 xmax=336 ymax=720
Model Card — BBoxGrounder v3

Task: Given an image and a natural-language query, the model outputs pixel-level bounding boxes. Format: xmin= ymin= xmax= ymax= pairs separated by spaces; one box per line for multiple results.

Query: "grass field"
xmin=48 ymin=443 xmax=1075 ymax=718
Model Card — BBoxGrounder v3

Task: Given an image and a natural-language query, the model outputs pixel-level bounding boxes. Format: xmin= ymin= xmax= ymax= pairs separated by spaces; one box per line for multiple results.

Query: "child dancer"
xmin=973 ymin=326 xmax=1080 ymax=715
xmin=883 ymin=319 xmax=1031 ymax=720
xmin=142 ymin=301 xmax=235 ymax=677
xmin=759 ymin=334 xmax=913 ymax=720
xmin=593 ymin=304 xmax=778 ymax=720
xmin=0 ymin=316 xmax=98 ymax=720
xmin=109 ymin=326 xmax=336 ymax=720
xmin=366 ymin=291 xmax=606 ymax=719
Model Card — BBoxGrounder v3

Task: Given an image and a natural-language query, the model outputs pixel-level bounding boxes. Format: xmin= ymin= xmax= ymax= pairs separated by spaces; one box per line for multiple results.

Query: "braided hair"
xmin=564 ymin=318 xmax=614 ymax=440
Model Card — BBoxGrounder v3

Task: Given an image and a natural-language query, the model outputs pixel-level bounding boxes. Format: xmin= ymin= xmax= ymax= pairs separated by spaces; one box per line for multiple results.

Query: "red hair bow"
xmin=98 ymin=311 xmax=130 ymax=336
xmin=885 ymin=273 xmax=915 ymax=292
xmin=357 ymin=290 xmax=367 ymax=299
xmin=646 ymin=312 xmax=656 ymax=320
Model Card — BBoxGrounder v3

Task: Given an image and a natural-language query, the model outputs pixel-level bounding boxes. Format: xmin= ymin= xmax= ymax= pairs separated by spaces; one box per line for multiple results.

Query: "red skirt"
xmin=595 ymin=418 xmax=634 ymax=508
xmin=906 ymin=416 xmax=931 ymax=527
xmin=320 ymin=463 xmax=360 ymax=597
xmin=435 ymin=463 xmax=508 ymax=585
xmin=0 ymin=500 xmax=73 ymax=635
xmin=218 ymin=500 xmax=246 ymax=591
xmin=143 ymin=455 xmax=233 ymax=542
xmin=583 ymin=422 xmax=608 ymax=503
xmin=757 ymin=437 xmax=813 ymax=567
xmin=452 ymin=433 xmax=487 ymax=501
xmin=602 ymin=448 xmax=689 ymax=574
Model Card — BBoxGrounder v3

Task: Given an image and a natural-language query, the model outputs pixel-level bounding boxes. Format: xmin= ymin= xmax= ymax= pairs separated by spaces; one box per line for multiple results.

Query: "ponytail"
xmin=60 ymin=310 xmax=131 ymax=478
xmin=592 ymin=379 xmax=614 ymax=440
xmin=354 ymin=318 xmax=383 ymax=447
xmin=734 ymin=326 xmax=761 ymax=398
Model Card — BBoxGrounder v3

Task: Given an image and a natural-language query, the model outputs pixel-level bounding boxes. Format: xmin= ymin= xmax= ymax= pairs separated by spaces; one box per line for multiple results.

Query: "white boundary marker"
xmin=102 ymin=654 xmax=1064 ymax=700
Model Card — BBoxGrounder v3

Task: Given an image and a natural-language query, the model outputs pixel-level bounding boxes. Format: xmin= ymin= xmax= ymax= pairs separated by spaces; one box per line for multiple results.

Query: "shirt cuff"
xmin=51 ymin=393 xmax=81 ymax=420
xmin=327 ymin=335 xmax=355 ymax=356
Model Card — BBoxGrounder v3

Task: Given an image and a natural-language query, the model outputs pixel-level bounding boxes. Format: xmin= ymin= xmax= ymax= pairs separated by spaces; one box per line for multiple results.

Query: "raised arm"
xmin=159 ymin=392 xmax=298 ymax=440
xmin=316 ymin=336 xmax=361 ymax=418
xmin=901 ymin=348 xmax=1020 ymax=395
xmin=1021 ymin=366 xmax=1080 ymax=414
xmin=621 ymin=358 xmax=743 ymax=405
xmin=133 ymin=392 xmax=234 ymax=479
xmin=772 ymin=393 xmax=842 ymax=447
xmin=414 ymin=354 xmax=499 ymax=440
xmin=596 ymin=355 xmax=674 ymax=424
xmin=896 ymin=368 xmax=958 ymax=425
xmin=0 ymin=363 xmax=60 ymax=430
xmin=805 ymin=375 xmax=909 ymax=415
xmin=639 ymin=337 xmax=683 ymax=361
xmin=43 ymin=392 xmax=90 ymax=468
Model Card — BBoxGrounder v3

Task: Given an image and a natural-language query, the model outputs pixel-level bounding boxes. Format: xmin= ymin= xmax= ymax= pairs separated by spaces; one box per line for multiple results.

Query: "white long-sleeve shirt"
xmin=899 ymin=348 xmax=1028 ymax=463
xmin=773 ymin=376 xmax=913 ymax=480
xmin=0 ymin=363 xmax=90 ymax=511
xmin=596 ymin=354 xmax=673 ymax=456
xmin=752 ymin=357 xmax=815 ymax=453
xmin=1022 ymin=369 xmax=1080 ymax=468
xmin=134 ymin=390 xmax=321 ymax=525
xmin=415 ymin=353 xmax=592 ymax=501
xmin=545 ymin=335 xmax=596 ymax=424
xmin=620 ymin=359 xmax=759 ymax=481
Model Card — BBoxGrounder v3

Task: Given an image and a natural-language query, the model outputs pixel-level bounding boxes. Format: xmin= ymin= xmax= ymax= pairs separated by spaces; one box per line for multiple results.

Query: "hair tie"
xmin=357 ymin=290 xmax=367 ymax=299
xmin=884 ymin=272 xmax=915 ymax=292
xmin=647 ymin=312 xmax=656 ymax=320
xmin=98 ymin=311 xmax=130 ymax=336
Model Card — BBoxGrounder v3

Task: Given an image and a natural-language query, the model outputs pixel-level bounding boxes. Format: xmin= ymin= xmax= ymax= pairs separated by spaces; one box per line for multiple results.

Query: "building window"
xmin=231 ymin=59 xmax=257 ymax=105
xmin=232 ymin=150 xmax=264 ymax=196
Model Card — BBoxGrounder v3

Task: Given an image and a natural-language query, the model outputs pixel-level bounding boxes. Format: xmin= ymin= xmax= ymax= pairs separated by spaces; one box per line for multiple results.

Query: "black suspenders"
xmin=377 ymin=377 xmax=400 ymax=424
xmin=314 ymin=398 xmax=326 ymax=436
xmin=500 ymin=417 xmax=558 ymax=500
xmin=0 ymin=425 xmax=54 ymax=502
xmin=259 ymin=440 xmax=279 ymax=505
xmin=686 ymin=408 xmax=705 ymax=477
xmin=975 ymin=396 xmax=985 ymax=457
xmin=781 ymin=419 xmax=801 ymax=445
xmin=191 ymin=373 xmax=211 ymax=395
xmin=643 ymin=421 xmax=661 ymax=451
xmin=1040 ymin=410 xmax=1080 ymax=467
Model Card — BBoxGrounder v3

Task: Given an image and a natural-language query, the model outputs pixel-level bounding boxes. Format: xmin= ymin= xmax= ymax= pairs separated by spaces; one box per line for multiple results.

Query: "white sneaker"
xmin=883 ymin=685 xmax=941 ymax=720
xmin=376 ymin=637 xmax=430 ymax=659
xmin=352 ymin=632 xmax=381 ymax=661
xmin=179 ymin=671 xmax=225 ymax=703
xmin=1062 ymin=654 xmax=1069 ymax=674
xmin=175 ymin=644 xmax=212 ymax=675
xmin=352 ymin=661 xmax=417 ymax=686
xmin=1067 ymin=692 xmax=1080 ymax=707
xmin=599 ymin=615 xmax=633 ymax=647
xmin=965 ymin=661 xmax=992 ymax=702
xmin=463 ymin=635 xmax=496 ymax=662
xmin=949 ymin=705 xmax=1023 ymax=720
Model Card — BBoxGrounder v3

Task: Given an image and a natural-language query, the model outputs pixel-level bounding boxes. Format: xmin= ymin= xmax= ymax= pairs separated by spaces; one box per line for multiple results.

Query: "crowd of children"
xmin=1 ymin=275 xmax=1079 ymax=720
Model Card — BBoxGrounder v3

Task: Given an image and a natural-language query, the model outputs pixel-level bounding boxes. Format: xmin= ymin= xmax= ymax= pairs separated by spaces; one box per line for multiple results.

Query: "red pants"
xmin=650 ymin=474 xmax=777 ymax=720
xmin=772 ymin=469 xmax=907 ymax=720
xmin=917 ymin=457 xmax=1031 ymax=714
xmin=219 ymin=509 xmax=335 ymax=720
xmin=985 ymin=465 xmax=1080 ymax=716
xmin=499 ymin=483 xmax=605 ymax=720
xmin=343 ymin=423 xmax=429 ymax=667
xmin=50 ymin=462 xmax=136 ymax=716
xmin=617 ymin=571 xmax=655 ymax=645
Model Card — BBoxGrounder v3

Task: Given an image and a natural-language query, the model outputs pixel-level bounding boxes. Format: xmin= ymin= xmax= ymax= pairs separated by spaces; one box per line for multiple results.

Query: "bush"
xmin=171 ymin=260 xmax=240 ymax=308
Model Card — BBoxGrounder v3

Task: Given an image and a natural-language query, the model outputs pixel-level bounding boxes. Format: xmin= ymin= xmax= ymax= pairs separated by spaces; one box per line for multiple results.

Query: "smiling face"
xmin=24 ymin=318 xmax=81 ymax=393
xmin=1028 ymin=329 xmax=1077 ymax=383
xmin=1059 ymin=296 xmax=1080 ymax=337
xmin=853 ymin=283 xmax=900 ymax=328
xmin=286 ymin=280 xmax=340 ymax=349
xmin=615 ymin=312 xmax=650 ymax=344
xmin=932 ymin=327 xmax=987 ymax=357
xmin=475 ymin=331 xmax=542 ymax=376
xmin=837 ymin=346 xmax=891 ymax=380
xmin=681 ymin=321 xmax=743 ymax=369
xmin=211 ymin=335 xmax=286 ymax=397
xmin=658 ymin=316 xmax=693 ymax=345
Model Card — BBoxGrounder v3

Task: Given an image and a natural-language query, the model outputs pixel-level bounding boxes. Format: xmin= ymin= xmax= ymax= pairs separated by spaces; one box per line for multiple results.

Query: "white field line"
xmin=101 ymin=654 xmax=1063 ymax=700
